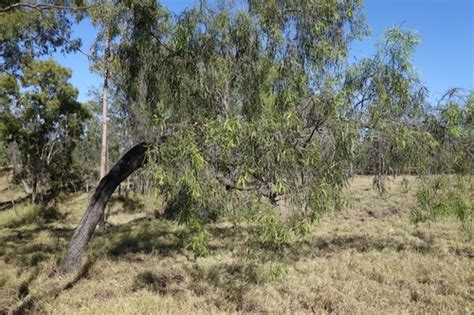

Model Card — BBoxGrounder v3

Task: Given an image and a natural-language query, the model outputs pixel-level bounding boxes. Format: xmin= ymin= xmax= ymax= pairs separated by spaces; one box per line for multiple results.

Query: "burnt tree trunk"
xmin=60 ymin=142 xmax=149 ymax=273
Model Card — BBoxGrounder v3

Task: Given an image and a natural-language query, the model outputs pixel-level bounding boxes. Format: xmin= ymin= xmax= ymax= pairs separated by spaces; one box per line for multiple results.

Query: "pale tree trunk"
xmin=100 ymin=30 xmax=111 ymax=180
xmin=31 ymin=175 xmax=38 ymax=204
xmin=60 ymin=143 xmax=148 ymax=274
xmin=99 ymin=28 xmax=111 ymax=227
xmin=10 ymin=142 xmax=32 ymax=195
xmin=21 ymin=180 xmax=32 ymax=195
xmin=10 ymin=141 xmax=21 ymax=177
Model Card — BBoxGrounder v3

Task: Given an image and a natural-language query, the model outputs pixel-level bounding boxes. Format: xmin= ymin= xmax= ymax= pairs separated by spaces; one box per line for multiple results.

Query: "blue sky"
xmin=54 ymin=0 xmax=473 ymax=103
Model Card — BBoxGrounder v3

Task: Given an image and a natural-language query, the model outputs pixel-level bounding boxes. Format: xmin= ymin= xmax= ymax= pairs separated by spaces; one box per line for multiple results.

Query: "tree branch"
xmin=0 ymin=2 xmax=91 ymax=13
xmin=36 ymin=9 xmax=92 ymax=59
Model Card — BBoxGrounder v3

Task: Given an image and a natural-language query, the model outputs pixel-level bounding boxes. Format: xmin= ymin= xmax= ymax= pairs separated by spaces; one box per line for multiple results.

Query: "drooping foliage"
xmin=106 ymin=1 xmax=471 ymax=242
xmin=425 ymin=89 xmax=473 ymax=174
xmin=106 ymin=0 xmax=369 ymax=241
xmin=344 ymin=28 xmax=436 ymax=192
xmin=412 ymin=175 xmax=473 ymax=236
xmin=410 ymin=90 xmax=473 ymax=235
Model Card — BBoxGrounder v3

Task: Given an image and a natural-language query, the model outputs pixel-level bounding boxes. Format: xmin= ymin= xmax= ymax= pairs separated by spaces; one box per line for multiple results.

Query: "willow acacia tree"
xmin=425 ymin=89 xmax=473 ymax=174
xmin=62 ymin=0 xmax=469 ymax=273
xmin=61 ymin=0 xmax=368 ymax=272
xmin=412 ymin=90 xmax=473 ymax=231
xmin=118 ymin=0 xmax=367 ymax=216
xmin=344 ymin=28 xmax=435 ymax=192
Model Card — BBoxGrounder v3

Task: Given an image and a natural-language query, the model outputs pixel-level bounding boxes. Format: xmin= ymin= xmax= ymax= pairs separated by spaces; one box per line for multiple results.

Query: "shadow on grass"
xmin=205 ymin=222 xmax=436 ymax=263
xmin=0 ymin=224 xmax=74 ymax=268
xmin=94 ymin=220 xmax=190 ymax=259
xmin=132 ymin=270 xmax=185 ymax=295
xmin=281 ymin=233 xmax=434 ymax=262
xmin=0 ymin=209 xmax=440 ymax=278
xmin=107 ymin=194 xmax=146 ymax=215
xmin=187 ymin=259 xmax=261 ymax=310
xmin=3 ymin=205 xmax=69 ymax=230
xmin=103 ymin=217 xmax=438 ymax=264
xmin=131 ymin=259 xmax=262 ymax=312
xmin=0 ymin=194 xmax=31 ymax=211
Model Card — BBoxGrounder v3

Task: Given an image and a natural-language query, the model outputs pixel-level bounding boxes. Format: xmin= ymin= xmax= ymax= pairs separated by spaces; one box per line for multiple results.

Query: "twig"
xmin=37 ymin=9 xmax=92 ymax=59
xmin=1 ymin=3 xmax=91 ymax=13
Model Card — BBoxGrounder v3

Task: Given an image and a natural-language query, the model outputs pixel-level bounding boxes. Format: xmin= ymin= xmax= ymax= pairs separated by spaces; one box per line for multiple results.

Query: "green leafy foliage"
xmin=0 ymin=0 xmax=83 ymax=74
xmin=254 ymin=204 xmax=291 ymax=248
xmin=0 ymin=60 xmax=89 ymax=202
xmin=425 ymin=89 xmax=473 ymax=174
xmin=183 ymin=218 xmax=211 ymax=257
xmin=345 ymin=27 xmax=434 ymax=192
xmin=412 ymin=176 xmax=473 ymax=236
xmin=100 ymin=1 xmax=473 ymax=247
xmin=1 ymin=0 xmax=472 ymax=250
xmin=109 ymin=1 xmax=367 ymax=238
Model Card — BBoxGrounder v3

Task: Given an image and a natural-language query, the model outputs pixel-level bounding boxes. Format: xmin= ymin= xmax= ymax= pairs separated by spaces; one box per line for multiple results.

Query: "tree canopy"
xmin=0 ymin=59 xmax=89 ymax=202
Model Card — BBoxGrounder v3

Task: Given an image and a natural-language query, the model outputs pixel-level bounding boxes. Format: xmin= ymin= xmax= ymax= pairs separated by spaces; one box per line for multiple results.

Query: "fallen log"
xmin=0 ymin=195 xmax=31 ymax=211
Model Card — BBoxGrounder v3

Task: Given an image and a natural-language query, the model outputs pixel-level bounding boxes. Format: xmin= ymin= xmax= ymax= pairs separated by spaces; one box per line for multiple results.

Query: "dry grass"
xmin=0 ymin=170 xmax=25 ymax=202
xmin=0 ymin=176 xmax=472 ymax=314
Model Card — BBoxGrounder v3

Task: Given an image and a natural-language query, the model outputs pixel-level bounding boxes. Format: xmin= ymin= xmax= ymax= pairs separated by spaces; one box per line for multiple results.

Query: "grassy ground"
xmin=0 ymin=176 xmax=472 ymax=314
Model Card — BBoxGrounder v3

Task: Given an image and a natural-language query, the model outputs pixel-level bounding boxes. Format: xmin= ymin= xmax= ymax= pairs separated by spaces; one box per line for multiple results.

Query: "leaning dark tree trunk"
xmin=60 ymin=142 xmax=149 ymax=273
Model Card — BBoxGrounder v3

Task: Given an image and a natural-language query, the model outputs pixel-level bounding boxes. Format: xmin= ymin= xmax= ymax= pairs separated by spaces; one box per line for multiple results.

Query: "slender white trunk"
xmin=100 ymin=30 xmax=111 ymax=180
xmin=10 ymin=141 xmax=21 ymax=177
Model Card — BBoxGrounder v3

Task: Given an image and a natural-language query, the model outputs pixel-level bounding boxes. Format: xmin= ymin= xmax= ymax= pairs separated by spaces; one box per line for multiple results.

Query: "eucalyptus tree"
xmin=87 ymin=0 xmax=122 ymax=179
xmin=0 ymin=0 xmax=86 ymax=75
xmin=0 ymin=60 xmax=90 ymax=203
xmin=74 ymin=92 xmax=134 ymax=193
xmin=1 ymin=1 xmax=87 ymax=186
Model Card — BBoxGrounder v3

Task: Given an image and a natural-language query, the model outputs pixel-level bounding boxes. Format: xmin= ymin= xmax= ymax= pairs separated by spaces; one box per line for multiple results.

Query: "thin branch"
xmin=151 ymin=33 xmax=192 ymax=63
xmin=215 ymin=174 xmax=257 ymax=191
xmin=303 ymin=124 xmax=320 ymax=148
xmin=37 ymin=9 xmax=92 ymax=59
xmin=0 ymin=2 xmax=91 ymax=13
xmin=1 ymin=2 xmax=93 ymax=59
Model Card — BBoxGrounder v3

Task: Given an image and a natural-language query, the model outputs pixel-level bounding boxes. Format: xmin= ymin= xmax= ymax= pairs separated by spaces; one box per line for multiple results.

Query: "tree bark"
xmin=60 ymin=142 xmax=148 ymax=273
xmin=10 ymin=141 xmax=21 ymax=178
xmin=100 ymin=28 xmax=111 ymax=180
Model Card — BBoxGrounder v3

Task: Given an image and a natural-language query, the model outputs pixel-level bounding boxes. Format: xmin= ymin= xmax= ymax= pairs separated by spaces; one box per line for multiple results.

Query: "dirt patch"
xmin=133 ymin=271 xmax=185 ymax=295
xmin=366 ymin=207 xmax=400 ymax=219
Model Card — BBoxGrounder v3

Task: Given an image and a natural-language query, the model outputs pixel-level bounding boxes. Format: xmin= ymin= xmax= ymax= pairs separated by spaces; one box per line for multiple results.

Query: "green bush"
xmin=412 ymin=176 xmax=473 ymax=235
